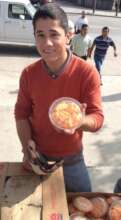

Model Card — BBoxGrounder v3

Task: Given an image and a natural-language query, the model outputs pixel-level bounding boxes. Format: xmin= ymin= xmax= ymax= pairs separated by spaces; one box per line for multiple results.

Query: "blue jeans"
xmin=94 ymin=54 xmax=105 ymax=77
xmin=43 ymin=151 xmax=92 ymax=193
xmin=114 ymin=178 xmax=121 ymax=193
xmin=63 ymin=152 xmax=92 ymax=192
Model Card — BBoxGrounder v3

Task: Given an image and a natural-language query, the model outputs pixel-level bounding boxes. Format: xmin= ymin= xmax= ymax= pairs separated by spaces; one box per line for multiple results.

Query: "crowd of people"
xmin=68 ymin=11 xmax=117 ymax=85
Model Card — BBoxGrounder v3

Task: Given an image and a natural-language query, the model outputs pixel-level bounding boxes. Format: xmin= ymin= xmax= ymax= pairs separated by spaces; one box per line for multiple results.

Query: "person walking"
xmin=68 ymin=19 xmax=75 ymax=44
xmin=75 ymin=11 xmax=88 ymax=34
xmin=114 ymin=178 xmax=121 ymax=193
xmin=70 ymin=24 xmax=92 ymax=60
xmin=115 ymin=0 xmax=119 ymax=16
xmin=14 ymin=3 xmax=104 ymax=192
xmin=89 ymin=26 xmax=117 ymax=85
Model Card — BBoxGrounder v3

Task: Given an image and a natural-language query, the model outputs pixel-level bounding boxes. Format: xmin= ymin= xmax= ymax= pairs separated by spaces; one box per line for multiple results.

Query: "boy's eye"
xmin=51 ymin=33 xmax=59 ymax=36
xmin=50 ymin=33 xmax=60 ymax=38
xmin=37 ymin=34 xmax=45 ymax=38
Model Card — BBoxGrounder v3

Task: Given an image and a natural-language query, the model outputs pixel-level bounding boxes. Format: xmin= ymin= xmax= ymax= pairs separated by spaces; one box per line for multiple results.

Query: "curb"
xmin=67 ymin=11 xmax=121 ymax=18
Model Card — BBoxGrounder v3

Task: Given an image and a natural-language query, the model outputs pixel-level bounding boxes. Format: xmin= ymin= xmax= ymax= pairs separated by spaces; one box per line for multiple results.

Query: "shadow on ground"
xmin=102 ymin=93 xmax=121 ymax=102
xmin=89 ymin=127 xmax=121 ymax=167
xmin=87 ymin=129 xmax=121 ymax=192
xmin=0 ymin=44 xmax=39 ymax=58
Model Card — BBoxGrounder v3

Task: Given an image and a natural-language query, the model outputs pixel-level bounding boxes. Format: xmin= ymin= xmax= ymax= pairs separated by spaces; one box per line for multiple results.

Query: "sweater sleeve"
xmin=81 ymin=64 xmax=104 ymax=132
xmin=14 ymin=69 xmax=32 ymax=120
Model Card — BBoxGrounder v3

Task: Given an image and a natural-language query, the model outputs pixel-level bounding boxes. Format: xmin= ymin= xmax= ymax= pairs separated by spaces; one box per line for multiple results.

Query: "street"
xmin=0 ymin=11 xmax=121 ymax=191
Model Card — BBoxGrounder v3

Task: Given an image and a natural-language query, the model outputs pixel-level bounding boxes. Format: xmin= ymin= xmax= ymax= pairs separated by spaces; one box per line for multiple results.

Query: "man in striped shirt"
xmin=90 ymin=26 xmax=117 ymax=85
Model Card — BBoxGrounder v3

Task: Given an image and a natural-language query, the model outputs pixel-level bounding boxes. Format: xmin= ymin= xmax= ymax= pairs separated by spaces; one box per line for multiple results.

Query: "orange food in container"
xmin=49 ymin=97 xmax=83 ymax=131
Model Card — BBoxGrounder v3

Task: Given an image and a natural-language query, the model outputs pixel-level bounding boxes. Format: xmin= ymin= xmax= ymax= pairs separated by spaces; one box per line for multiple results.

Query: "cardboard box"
xmin=67 ymin=192 xmax=121 ymax=201
xmin=67 ymin=192 xmax=121 ymax=219
xmin=0 ymin=162 xmax=70 ymax=220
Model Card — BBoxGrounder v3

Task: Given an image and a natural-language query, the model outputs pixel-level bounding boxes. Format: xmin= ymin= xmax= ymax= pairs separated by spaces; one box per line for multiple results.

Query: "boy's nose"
xmin=45 ymin=37 xmax=53 ymax=46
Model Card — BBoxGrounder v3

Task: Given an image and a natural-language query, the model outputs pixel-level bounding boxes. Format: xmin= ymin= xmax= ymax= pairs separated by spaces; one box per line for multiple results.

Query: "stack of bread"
xmin=68 ymin=195 xmax=121 ymax=220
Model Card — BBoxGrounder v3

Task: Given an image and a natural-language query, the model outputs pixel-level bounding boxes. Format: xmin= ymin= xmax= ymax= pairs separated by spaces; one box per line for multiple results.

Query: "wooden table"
xmin=0 ymin=162 xmax=69 ymax=220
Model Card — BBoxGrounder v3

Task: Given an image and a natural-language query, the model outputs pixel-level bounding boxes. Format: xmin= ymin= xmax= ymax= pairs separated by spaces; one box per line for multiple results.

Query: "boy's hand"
xmin=23 ymin=140 xmax=64 ymax=175
xmin=114 ymin=51 xmax=117 ymax=57
xmin=22 ymin=139 xmax=37 ymax=172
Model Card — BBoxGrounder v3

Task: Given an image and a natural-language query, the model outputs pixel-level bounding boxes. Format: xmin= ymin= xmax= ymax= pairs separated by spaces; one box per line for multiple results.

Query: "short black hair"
xmin=81 ymin=24 xmax=88 ymax=29
xmin=102 ymin=26 xmax=109 ymax=32
xmin=32 ymin=3 xmax=68 ymax=33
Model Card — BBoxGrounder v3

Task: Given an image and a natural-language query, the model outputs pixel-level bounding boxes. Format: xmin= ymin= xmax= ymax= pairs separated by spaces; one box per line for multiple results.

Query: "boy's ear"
xmin=66 ymin=32 xmax=71 ymax=44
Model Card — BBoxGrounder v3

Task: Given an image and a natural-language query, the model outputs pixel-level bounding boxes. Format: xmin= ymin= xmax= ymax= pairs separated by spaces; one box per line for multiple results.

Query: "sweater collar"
xmin=42 ymin=49 xmax=72 ymax=79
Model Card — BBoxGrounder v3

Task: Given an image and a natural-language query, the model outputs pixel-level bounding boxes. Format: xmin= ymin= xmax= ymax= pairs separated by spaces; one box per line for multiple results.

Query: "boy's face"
xmin=34 ymin=18 xmax=68 ymax=66
xmin=102 ymin=29 xmax=109 ymax=38
xmin=81 ymin=26 xmax=88 ymax=36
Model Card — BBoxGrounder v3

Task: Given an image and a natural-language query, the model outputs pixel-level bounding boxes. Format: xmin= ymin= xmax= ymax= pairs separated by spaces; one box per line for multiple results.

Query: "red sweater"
xmin=15 ymin=55 xmax=104 ymax=157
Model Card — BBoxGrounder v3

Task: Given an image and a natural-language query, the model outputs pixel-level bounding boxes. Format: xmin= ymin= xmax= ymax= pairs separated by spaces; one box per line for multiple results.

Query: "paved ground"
xmin=0 ymin=2 xmax=121 ymax=192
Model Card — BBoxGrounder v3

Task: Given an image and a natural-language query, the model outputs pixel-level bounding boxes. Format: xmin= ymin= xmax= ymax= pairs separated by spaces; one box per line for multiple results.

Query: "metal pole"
xmin=93 ymin=0 xmax=97 ymax=14
xmin=115 ymin=0 xmax=120 ymax=16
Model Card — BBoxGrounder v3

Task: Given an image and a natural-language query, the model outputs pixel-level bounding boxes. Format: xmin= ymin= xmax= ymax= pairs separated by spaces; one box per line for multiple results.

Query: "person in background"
xmin=66 ymin=19 xmax=75 ymax=49
xmin=75 ymin=10 xmax=88 ymax=34
xmin=68 ymin=19 xmax=75 ymax=41
xmin=89 ymin=26 xmax=117 ymax=85
xmin=114 ymin=178 xmax=121 ymax=193
xmin=14 ymin=3 xmax=104 ymax=192
xmin=70 ymin=24 xmax=92 ymax=60
xmin=115 ymin=0 xmax=119 ymax=16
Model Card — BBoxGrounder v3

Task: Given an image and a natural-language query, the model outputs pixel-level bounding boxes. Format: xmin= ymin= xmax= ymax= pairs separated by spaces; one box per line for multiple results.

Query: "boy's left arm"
xmin=111 ymin=40 xmax=117 ymax=57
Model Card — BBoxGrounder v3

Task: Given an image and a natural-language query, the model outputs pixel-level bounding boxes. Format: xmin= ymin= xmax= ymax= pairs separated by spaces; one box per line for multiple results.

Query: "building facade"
xmin=67 ymin=0 xmax=121 ymax=11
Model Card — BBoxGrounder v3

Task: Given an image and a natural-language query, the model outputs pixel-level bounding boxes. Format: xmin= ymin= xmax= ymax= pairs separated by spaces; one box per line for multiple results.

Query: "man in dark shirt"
xmin=89 ymin=26 xmax=117 ymax=85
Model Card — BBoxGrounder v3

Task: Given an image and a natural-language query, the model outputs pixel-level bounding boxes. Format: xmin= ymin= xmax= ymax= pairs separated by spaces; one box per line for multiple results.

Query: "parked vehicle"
xmin=30 ymin=0 xmax=54 ymax=9
xmin=0 ymin=0 xmax=36 ymax=45
xmin=31 ymin=0 xmax=53 ymax=4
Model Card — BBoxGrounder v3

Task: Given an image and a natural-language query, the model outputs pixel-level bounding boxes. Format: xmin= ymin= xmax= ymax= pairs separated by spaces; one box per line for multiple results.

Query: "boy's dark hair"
xmin=33 ymin=3 xmax=68 ymax=33
xmin=81 ymin=24 xmax=88 ymax=29
xmin=102 ymin=26 xmax=109 ymax=32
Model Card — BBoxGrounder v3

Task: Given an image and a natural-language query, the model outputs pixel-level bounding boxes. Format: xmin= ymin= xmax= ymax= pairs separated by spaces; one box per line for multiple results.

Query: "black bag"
xmin=27 ymin=141 xmax=64 ymax=175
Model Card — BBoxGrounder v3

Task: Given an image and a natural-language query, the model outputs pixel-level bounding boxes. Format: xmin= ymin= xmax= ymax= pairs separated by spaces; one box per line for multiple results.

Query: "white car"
xmin=0 ymin=0 xmax=36 ymax=45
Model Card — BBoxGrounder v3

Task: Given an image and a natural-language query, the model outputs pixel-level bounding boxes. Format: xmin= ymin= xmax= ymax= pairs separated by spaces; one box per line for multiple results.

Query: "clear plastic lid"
xmin=49 ymin=97 xmax=83 ymax=131
xmin=70 ymin=213 xmax=89 ymax=219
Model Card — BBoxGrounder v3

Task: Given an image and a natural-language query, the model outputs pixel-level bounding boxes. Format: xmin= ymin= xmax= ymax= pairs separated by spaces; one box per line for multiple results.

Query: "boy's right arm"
xmin=15 ymin=69 xmax=33 ymax=159
xmin=88 ymin=41 xmax=95 ymax=57
xmin=16 ymin=119 xmax=32 ymax=159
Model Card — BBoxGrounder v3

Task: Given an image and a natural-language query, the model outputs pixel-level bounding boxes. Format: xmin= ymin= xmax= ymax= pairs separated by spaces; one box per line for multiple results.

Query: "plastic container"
xmin=49 ymin=97 xmax=83 ymax=131
xmin=70 ymin=213 xmax=89 ymax=220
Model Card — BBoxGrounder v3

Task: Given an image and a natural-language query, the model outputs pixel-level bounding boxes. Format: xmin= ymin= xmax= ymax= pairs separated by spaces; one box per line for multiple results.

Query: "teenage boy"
xmin=15 ymin=3 xmax=104 ymax=192
xmin=71 ymin=24 xmax=92 ymax=60
xmin=89 ymin=26 xmax=117 ymax=85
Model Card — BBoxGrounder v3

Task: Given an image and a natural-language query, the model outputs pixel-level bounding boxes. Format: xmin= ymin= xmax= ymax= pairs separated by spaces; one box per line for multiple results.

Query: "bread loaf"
xmin=109 ymin=200 xmax=121 ymax=220
xmin=68 ymin=202 xmax=84 ymax=215
xmin=87 ymin=197 xmax=108 ymax=218
xmin=73 ymin=196 xmax=93 ymax=213
xmin=107 ymin=196 xmax=120 ymax=205
xmin=70 ymin=214 xmax=89 ymax=220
